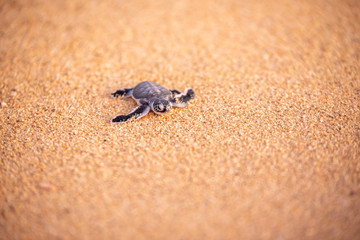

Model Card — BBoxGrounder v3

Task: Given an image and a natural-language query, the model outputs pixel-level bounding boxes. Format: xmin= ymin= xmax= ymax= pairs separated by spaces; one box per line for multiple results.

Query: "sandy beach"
xmin=1 ymin=0 xmax=359 ymax=239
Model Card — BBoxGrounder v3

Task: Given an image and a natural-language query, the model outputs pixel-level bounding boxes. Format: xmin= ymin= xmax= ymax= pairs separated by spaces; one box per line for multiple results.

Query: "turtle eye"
xmin=153 ymin=102 xmax=169 ymax=113
xmin=157 ymin=104 xmax=164 ymax=111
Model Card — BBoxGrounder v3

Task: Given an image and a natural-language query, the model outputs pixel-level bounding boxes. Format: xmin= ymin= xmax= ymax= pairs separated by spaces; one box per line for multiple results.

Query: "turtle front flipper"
xmin=111 ymin=104 xmax=150 ymax=123
xmin=171 ymin=88 xmax=195 ymax=107
xmin=111 ymin=88 xmax=133 ymax=98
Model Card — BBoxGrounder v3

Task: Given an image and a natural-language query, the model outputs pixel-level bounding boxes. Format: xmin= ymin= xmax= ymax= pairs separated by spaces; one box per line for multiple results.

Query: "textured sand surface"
xmin=1 ymin=0 xmax=360 ymax=239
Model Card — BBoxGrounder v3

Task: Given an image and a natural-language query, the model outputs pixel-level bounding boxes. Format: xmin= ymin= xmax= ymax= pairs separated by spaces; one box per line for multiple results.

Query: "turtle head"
xmin=151 ymin=98 xmax=171 ymax=114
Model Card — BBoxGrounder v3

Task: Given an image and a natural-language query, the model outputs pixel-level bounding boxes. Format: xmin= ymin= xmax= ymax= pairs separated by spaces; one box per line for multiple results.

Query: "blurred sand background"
xmin=1 ymin=0 xmax=360 ymax=239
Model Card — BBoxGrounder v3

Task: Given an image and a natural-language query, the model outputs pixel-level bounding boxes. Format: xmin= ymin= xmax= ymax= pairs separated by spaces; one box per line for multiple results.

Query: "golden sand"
xmin=1 ymin=0 xmax=359 ymax=239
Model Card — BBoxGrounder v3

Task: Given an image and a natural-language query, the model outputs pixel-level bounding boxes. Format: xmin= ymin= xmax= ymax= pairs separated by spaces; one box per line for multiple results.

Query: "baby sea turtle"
xmin=110 ymin=81 xmax=195 ymax=123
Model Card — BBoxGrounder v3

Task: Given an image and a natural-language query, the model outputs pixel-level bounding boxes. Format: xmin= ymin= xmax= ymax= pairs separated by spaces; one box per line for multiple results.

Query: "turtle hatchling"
xmin=110 ymin=81 xmax=195 ymax=123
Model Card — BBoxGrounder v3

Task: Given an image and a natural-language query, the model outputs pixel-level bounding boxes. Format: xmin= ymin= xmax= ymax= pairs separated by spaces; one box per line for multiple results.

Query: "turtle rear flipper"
xmin=172 ymin=88 xmax=195 ymax=107
xmin=170 ymin=89 xmax=181 ymax=95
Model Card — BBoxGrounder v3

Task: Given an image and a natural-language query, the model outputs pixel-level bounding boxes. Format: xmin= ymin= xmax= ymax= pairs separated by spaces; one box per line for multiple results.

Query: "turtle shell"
xmin=132 ymin=81 xmax=172 ymax=99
